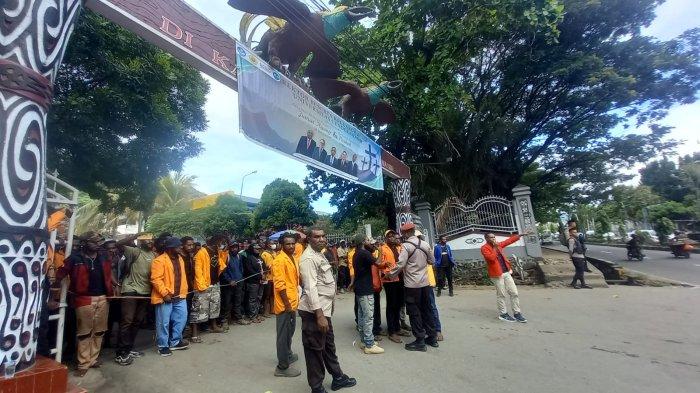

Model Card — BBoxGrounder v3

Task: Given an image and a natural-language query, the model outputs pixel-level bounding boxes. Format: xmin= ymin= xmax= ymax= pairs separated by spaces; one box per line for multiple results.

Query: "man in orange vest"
xmin=479 ymin=230 xmax=532 ymax=323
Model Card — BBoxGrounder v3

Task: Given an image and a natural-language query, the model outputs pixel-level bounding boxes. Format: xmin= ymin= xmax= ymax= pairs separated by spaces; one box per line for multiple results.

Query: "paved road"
xmin=72 ymin=287 xmax=700 ymax=393
xmin=549 ymin=244 xmax=700 ymax=285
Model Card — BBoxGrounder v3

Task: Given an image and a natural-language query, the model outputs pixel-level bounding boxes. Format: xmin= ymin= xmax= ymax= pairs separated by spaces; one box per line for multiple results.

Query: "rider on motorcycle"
xmin=627 ymin=234 xmax=643 ymax=257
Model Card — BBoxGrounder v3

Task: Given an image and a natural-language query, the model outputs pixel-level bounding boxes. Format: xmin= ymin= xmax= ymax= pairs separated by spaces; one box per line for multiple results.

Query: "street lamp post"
xmin=240 ymin=170 xmax=258 ymax=197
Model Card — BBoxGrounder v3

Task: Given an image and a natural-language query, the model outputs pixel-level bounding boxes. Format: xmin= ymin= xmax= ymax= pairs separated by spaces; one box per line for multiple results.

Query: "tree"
xmin=252 ymin=179 xmax=317 ymax=231
xmin=153 ymin=173 xmax=203 ymax=213
xmin=146 ymin=194 xmax=250 ymax=238
xmin=640 ymin=158 xmax=693 ymax=202
xmin=653 ymin=217 xmax=676 ymax=243
xmin=307 ymin=0 xmax=699 ymax=223
xmin=47 ymin=11 xmax=209 ymax=212
xmin=74 ymin=194 xmax=140 ymax=237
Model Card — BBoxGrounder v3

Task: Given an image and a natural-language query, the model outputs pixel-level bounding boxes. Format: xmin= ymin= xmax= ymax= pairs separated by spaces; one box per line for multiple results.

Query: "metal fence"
xmin=434 ymin=196 xmax=518 ymax=237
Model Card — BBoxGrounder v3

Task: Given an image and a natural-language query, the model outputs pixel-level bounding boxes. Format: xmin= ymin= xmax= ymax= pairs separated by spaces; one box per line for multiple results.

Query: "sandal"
xmin=190 ymin=336 xmax=203 ymax=344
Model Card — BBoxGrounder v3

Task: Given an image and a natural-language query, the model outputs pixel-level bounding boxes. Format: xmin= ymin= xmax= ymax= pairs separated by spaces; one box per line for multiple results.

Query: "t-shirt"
xmin=87 ymin=255 xmax=107 ymax=296
xmin=209 ymin=252 xmax=220 ymax=286
xmin=440 ymin=245 xmax=450 ymax=266
xmin=353 ymin=248 xmax=374 ymax=296
xmin=121 ymin=246 xmax=157 ymax=295
xmin=496 ymin=253 xmax=509 ymax=274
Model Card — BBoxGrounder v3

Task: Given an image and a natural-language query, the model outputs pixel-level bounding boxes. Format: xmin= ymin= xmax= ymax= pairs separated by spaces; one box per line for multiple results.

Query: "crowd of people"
xmin=42 ymin=215 xmax=533 ymax=393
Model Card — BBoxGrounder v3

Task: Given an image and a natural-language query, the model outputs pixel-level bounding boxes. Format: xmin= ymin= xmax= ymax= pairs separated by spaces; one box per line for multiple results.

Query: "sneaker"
xmin=114 ymin=355 xmax=133 ymax=366
xmin=274 ymin=366 xmax=301 ymax=377
xmin=170 ymin=340 xmax=190 ymax=350
xmin=158 ymin=347 xmax=172 ymax=357
xmin=331 ymin=374 xmax=357 ymax=391
xmin=129 ymin=350 xmax=144 ymax=358
xmin=581 ymin=284 xmax=593 ymax=289
xmin=288 ymin=353 xmax=299 ymax=364
xmin=363 ymin=344 xmax=385 ymax=354
xmin=513 ymin=313 xmax=527 ymax=323
xmin=405 ymin=339 xmax=427 ymax=352
xmin=498 ymin=313 xmax=516 ymax=322
xmin=398 ymin=329 xmax=412 ymax=337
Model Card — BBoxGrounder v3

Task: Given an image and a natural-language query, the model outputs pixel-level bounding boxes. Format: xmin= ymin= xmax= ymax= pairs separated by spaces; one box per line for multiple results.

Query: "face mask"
xmin=270 ymin=244 xmax=277 ymax=250
xmin=219 ymin=244 xmax=226 ymax=250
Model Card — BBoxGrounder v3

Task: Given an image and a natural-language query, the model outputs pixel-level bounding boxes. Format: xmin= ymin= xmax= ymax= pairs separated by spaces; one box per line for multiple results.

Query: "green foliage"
xmin=146 ymin=194 xmax=250 ymax=238
xmin=252 ymin=179 xmax=318 ymax=231
xmin=48 ymin=11 xmax=209 ymax=212
xmin=647 ymin=201 xmax=695 ymax=221
xmin=309 ymin=0 xmax=699 ymax=223
xmin=641 ymin=158 xmax=694 ymax=202
xmin=152 ymin=173 xmax=203 ymax=213
xmin=653 ymin=217 xmax=676 ymax=243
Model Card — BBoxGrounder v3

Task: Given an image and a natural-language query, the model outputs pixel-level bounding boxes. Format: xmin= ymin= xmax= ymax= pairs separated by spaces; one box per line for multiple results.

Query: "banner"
xmin=235 ymin=44 xmax=384 ymax=190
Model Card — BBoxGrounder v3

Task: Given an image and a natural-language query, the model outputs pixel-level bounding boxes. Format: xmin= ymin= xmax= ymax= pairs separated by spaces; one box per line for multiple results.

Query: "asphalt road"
xmin=72 ymin=287 xmax=700 ymax=393
xmin=549 ymin=243 xmax=700 ymax=286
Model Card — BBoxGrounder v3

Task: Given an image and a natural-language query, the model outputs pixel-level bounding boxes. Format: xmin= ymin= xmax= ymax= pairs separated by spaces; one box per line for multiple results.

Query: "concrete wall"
xmin=447 ymin=232 xmax=527 ymax=261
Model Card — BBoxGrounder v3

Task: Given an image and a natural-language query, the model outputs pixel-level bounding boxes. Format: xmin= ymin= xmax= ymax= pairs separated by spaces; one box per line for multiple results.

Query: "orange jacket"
xmin=480 ymin=235 xmax=521 ymax=278
xmin=271 ymin=251 xmax=300 ymax=314
xmin=261 ymin=250 xmax=276 ymax=281
xmin=193 ymin=247 xmax=226 ymax=291
xmin=150 ymin=253 xmax=188 ymax=304
xmin=348 ymin=248 xmax=356 ymax=278
xmin=379 ymin=244 xmax=400 ymax=283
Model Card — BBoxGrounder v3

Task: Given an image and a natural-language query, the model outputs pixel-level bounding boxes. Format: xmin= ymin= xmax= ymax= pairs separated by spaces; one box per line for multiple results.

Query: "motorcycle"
xmin=670 ymin=242 xmax=693 ymax=259
xmin=627 ymin=246 xmax=645 ymax=261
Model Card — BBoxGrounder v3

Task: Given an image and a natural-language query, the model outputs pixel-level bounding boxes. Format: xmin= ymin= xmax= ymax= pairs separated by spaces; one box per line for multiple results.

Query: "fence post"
xmin=414 ymin=201 xmax=436 ymax=243
xmin=511 ymin=185 xmax=543 ymax=258
xmin=391 ymin=178 xmax=413 ymax=233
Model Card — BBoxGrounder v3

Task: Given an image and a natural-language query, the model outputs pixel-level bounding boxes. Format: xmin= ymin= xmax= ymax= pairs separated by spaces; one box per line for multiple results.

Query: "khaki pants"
xmin=490 ymin=272 xmax=521 ymax=315
xmin=75 ymin=296 xmax=108 ymax=370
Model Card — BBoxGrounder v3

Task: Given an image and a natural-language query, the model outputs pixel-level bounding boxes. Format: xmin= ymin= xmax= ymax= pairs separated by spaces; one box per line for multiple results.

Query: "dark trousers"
xmin=245 ymin=282 xmax=260 ymax=318
xmin=372 ymin=291 xmax=381 ymax=335
xmin=276 ymin=311 xmax=297 ymax=369
xmin=405 ymin=286 xmax=437 ymax=342
xmin=231 ymin=283 xmax=244 ymax=320
xmin=219 ymin=284 xmax=233 ymax=324
xmin=437 ymin=264 xmax=454 ymax=292
xmin=571 ymin=257 xmax=587 ymax=285
xmin=384 ymin=281 xmax=404 ymax=334
xmin=105 ymin=297 xmax=121 ymax=347
xmin=117 ymin=296 xmax=149 ymax=357
xmin=299 ymin=310 xmax=343 ymax=390
xmin=337 ymin=266 xmax=349 ymax=289
xmin=37 ymin=279 xmax=52 ymax=357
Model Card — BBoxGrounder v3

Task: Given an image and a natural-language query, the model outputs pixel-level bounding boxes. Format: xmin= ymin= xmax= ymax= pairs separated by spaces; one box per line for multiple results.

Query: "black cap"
xmin=164 ymin=237 xmax=182 ymax=249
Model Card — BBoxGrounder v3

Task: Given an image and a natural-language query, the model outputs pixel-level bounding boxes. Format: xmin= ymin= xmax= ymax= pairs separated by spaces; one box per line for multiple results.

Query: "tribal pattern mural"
xmin=1 ymin=0 xmax=83 ymax=373
xmin=391 ymin=178 xmax=413 ymax=232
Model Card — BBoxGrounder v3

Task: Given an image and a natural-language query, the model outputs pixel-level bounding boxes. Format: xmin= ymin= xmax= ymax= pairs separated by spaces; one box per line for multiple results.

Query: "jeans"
xmin=155 ymin=299 xmax=187 ymax=349
xmin=384 ymin=281 xmax=403 ymax=334
xmin=356 ymin=294 xmax=375 ymax=347
xmin=373 ymin=291 xmax=381 ymax=335
xmin=404 ymin=286 xmax=436 ymax=342
xmin=245 ymin=282 xmax=260 ymax=318
xmin=276 ymin=311 xmax=297 ymax=369
xmin=427 ymin=288 xmax=442 ymax=332
xmin=490 ymin=272 xmax=521 ymax=315
xmin=117 ymin=296 xmax=149 ymax=357
xmin=219 ymin=284 xmax=233 ymax=324
xmin=231 ymin=283 xmax=244 ymax=320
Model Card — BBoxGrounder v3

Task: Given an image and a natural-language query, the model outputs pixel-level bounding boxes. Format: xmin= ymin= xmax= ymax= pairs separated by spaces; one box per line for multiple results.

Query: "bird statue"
xmin=309 ymin=78 xmax=402 ymax=125
xmin=229 ymin=0 xmax=375 ymax=79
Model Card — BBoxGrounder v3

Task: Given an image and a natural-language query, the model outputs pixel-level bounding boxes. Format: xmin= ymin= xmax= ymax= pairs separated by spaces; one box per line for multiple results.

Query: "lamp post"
xmin=240 ymin=170 xmax=258 ymax=197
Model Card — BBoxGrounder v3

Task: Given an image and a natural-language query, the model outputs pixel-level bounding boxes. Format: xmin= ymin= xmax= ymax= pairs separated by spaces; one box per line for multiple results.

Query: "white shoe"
xmin=363 ymin=344 xmax=385 ymax=354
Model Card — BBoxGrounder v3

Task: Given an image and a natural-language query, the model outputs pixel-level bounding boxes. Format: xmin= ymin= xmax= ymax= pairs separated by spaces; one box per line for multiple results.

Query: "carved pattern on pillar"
xmin=1 ymin=0 xmax=83 ymax=373
xmin=391 ymin=178 xmax=412 ymax=231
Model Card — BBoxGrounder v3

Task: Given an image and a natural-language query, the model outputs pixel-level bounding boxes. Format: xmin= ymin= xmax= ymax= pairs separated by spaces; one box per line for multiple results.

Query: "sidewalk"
xmin=72 ymin=286 xmax=700 ymax=393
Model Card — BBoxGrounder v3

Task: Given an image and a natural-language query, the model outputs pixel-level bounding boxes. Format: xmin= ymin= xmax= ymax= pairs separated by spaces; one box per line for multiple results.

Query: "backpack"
xmin=571 ymin=237 xmax=585 ymax=255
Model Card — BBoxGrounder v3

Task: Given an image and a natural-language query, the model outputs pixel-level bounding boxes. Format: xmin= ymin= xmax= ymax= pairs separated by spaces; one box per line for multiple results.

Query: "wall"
xmin=448 ymin=232 xmax=526 ymax=261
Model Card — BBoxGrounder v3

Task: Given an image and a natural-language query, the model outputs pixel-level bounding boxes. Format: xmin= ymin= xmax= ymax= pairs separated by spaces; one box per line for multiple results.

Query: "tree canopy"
xmin=305 ymin=0 xmax=699 ymax=225
xmin=48 ymin=11 xmax=209 ymax=212
xmin=252 ymin=179 xmax=318 ymax=231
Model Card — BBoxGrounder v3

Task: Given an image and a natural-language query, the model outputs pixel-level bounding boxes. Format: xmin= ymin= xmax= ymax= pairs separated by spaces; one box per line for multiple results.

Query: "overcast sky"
xmin=181 ymin=0 xmax=700 ymax=213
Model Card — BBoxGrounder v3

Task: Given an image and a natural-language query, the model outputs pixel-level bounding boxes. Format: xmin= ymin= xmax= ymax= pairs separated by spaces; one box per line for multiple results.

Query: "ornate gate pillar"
xmin=512 ymin=185 xmax=543 ymax=258
xmin=391 ymin=178 xmax=412 ymax=233
xmin=1 ymin=0 xmax=83 ymax=373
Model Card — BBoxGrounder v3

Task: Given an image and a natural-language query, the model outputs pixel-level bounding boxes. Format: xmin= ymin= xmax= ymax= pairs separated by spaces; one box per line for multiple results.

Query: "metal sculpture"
xmin=310 ymin=78 xmax=401 ymax=124
xmin=230 ymin=0 xmax=375 ymax=78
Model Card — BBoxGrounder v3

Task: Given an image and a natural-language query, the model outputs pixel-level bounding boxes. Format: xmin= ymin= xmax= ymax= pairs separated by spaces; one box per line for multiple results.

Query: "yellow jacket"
xmin=193 ymin=247 xmax=226 ymax=291
xmin=271 ymin=251 xmax=300 ymax=314
xmin=427 ymin=265 xmax=437 ymax=287
xmin=261 ymin=250 xmax=276 ymax=281
xmin=150 ymin=253 xmax=188 ymax=304
xmin=348 ymin=247 xmax=356 ymax=278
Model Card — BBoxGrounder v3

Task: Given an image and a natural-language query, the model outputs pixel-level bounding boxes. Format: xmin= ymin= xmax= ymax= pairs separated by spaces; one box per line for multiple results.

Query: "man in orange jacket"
xmin=151 ymin=237 xmax=190 ymax=357
xmin=480 ymin=230 xmax=532 ymax=323
xmin=271 ymin=233 xmax=301 ymax=377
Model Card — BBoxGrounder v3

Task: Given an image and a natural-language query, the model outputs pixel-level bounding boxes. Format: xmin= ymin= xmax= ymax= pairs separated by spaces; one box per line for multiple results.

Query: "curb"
xmin=585 ymin=242 xmax=700 ymax=254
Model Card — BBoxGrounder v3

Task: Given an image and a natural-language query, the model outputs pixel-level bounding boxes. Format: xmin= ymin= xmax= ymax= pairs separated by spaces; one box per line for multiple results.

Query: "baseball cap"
xmin=163 ymin=237 xmax=181 ymax=249
xmin=400 ymin=222 xmax=416 ymax=232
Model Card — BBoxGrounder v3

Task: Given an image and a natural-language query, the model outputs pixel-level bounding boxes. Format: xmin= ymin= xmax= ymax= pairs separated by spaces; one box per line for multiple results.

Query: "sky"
xmin=180 ymin=0 xmax=700 ymax=212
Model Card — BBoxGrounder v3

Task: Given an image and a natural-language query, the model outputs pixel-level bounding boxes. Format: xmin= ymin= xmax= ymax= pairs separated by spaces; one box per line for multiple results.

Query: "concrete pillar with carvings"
xmin=0 ymin=0 xmax=83 ymax=373
xmin=414 ymin=201 xmax=436 ymax=244
xmin=391 ymin=178 xmax=412 ymax=233
xmin=512 ymin=185 xmax=543 ymax=259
